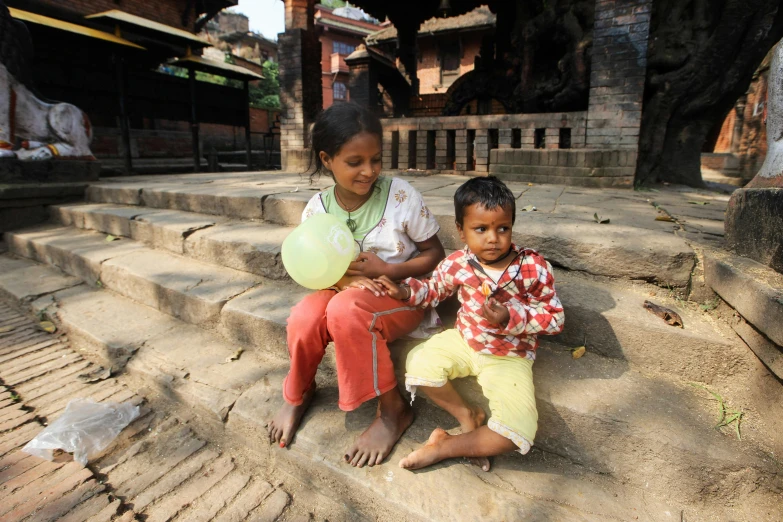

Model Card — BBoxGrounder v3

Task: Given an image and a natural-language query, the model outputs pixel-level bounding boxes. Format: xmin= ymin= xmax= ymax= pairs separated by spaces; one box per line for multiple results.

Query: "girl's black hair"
xmin=307 ymin=102 xmax=383 ymax=183
xmin=454 ymin=176 xmax=516 ymax=226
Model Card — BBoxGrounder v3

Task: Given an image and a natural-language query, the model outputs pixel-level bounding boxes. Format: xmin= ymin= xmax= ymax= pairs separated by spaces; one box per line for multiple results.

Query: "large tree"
xmin=638 ymin=0 xmax=783 ymax=186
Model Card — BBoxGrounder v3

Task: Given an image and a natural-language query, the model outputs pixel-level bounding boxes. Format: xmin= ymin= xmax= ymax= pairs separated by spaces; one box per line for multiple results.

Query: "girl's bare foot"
xmin=344 ymin=390 xmax=413 ymax=468
xmin=398 ymin=428 xmax=450 ymax=470
xmin=457 ymin=406 xmax=490 ymax=472
xmin=266 ymin=383 xmax=316 ymax=448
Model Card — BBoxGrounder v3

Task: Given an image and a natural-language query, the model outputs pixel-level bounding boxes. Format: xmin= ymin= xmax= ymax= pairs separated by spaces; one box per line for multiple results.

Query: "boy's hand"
xmin=374 ymin=275 xmax=408 ymax=300
xmin=345 ymin=252 xmax=389 ymax=279
xmin=481 ymin=298 xmax=510 ymax=327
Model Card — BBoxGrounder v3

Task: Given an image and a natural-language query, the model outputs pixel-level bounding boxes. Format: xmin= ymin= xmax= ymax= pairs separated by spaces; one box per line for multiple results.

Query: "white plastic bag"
xmin=23 ymin=398 xmax=140 ymax=465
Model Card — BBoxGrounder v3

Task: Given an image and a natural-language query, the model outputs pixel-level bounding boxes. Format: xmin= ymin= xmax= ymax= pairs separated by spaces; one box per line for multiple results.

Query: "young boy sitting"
xmin=374 ymin=176 xmax=565 ymax=471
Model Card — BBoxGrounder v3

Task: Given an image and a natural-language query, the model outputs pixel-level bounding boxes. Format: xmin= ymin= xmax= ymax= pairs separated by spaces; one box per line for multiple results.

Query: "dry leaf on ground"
xmin=571 ymin=346 xmax=586 ymax=359
xmin=224 ymin=348 xmax=244 ymax=363
xmin=643 ymin=300 xmax=683 ymax=327
xmin=39 ymin=320 xmax=57 ymax=333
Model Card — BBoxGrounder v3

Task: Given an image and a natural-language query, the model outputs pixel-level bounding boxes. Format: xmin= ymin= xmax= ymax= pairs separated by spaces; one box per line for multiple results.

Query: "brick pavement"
xmin=0 ymin=302 xmax=294 ymax=522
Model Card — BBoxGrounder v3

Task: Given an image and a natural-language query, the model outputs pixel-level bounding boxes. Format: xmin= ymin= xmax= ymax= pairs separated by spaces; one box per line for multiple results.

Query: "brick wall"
xmin=417 ymin=35 xmax=481 ymax=95
xmin=319 ymin=32 xmax=359 ymax=108
xmin=36 ymin=0 xmax=195 ymax=29
xmin=585 ymin=0 xmax=652 ymax=149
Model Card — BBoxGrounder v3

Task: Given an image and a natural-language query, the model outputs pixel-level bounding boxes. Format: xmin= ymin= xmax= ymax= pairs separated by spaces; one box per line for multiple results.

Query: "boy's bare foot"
xmin=457 ymin=406 xmax=490 ymax=472
xmin=344 ymin=391 xmax=413 ymax=468
xmin=266 ymin=383 xmax=316 ymax=448
xmin=398 ymin=427 xmax=450 ymax=470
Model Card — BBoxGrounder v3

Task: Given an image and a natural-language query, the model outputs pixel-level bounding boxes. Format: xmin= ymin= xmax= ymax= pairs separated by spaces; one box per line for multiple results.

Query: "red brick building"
xmin=202 ymin=11 xmax=278 ymax=64
xmin=314 ymin=4 xmax=379 ymax=108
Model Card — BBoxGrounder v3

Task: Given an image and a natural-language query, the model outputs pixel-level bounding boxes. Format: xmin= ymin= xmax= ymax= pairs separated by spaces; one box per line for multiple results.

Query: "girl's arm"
xmin=344 ymin=235 xmax=446 ymax=281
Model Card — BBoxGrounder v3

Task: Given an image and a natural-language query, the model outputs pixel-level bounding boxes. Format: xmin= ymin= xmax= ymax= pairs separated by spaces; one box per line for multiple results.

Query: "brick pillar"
xmin=455 ymin=129 xmax=467 ymax=172
xmin=586 ymin=0 xmax=652 ymax=150
xmin=498 ymin=129 xmax=513 ymax=149
xmin=382 ymin=129 xmax=393 ymax=170
xmin=279 ymin=0 xmax=321 ymax=171
xmin=416 ymin=130 xmax=428 ymax=170
xmin=435 ymin=130 xmax=448 ymax=170
xmin=399 ymin=129 xmax=410 ymax=169
xmin=474 ymin=129 xmax=489 ymax=173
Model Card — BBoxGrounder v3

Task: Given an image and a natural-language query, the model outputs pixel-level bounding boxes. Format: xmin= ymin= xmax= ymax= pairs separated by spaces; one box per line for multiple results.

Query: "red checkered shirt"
xmin=404 ymin=245 xmax=565 ymax=358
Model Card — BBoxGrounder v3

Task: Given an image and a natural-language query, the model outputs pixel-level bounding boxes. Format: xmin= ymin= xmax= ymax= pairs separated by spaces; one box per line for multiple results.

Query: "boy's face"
xmin=457 ymin=203 xmax=514 ymax=266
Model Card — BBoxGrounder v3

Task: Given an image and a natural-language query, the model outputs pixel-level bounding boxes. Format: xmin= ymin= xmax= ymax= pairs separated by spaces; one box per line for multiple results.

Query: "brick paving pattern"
xmin=0 ymin=302 xmax=292 ymax=522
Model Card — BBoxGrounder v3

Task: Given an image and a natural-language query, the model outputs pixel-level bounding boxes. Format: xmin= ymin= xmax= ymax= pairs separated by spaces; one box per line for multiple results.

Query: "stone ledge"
xmin=704 ymin=250 xmax=783 ymax=348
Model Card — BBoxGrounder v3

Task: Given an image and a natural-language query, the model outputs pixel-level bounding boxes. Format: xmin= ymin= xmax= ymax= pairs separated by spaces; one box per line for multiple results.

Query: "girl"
xmin=267 ymin=102 xmax=445 ymax=468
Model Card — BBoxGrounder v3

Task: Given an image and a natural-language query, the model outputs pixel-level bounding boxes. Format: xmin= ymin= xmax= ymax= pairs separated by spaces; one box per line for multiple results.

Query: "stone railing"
xmin=381 ymin=112 xmax=587 ymax=174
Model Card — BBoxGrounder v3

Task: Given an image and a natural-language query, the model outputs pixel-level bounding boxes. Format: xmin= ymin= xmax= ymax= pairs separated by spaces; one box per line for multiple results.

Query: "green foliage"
xmin=322 ymin=0 xmax=347 ymax=8
xmin=250 ymin=61 xmax=281 ymax=109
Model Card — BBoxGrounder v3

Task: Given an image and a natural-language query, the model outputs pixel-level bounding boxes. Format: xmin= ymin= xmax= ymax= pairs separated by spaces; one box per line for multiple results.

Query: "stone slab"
xmin=7 ymin=226 xmax=146 ymax=285
xmin=185 ymin=221 xmax=293 ymax=279
xmin=227 ymin=372 xmax=678 ymax=522
xmin=704 ymin=251 xmax=783 ymax=347
xmin=0 ymin=255 xmax=81 ymax=302
xmin=218 ymin=282 xmax=311 ymax=358
xmin=43 ymin=285 xmax=181 ymax=371
xmin=130 ymin=209 xmax=225 ymax=254
xmin=101 ymin=248 xmax=260 ymax=325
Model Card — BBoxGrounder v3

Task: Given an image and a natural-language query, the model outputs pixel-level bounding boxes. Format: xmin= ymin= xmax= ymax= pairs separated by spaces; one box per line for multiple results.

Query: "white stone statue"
xmin=0 ymin=3 xmax=94 ymax=161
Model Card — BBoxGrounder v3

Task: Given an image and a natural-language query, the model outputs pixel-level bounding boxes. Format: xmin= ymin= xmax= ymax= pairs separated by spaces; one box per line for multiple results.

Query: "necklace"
xmin=334 ymin=188 xmax=370 ymax=233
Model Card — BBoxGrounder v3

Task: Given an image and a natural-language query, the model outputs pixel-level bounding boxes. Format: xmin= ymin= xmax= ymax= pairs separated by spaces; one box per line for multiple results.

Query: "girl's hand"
xmin=341 ymin=276 xmax=387 ymax=297
xmin=345 ymin=252 xmax=389 ymax=279
xmin=374 ymin=275 xmax=408 ymax=300
xmin=481 ymin=298 xmax=510 ymax=326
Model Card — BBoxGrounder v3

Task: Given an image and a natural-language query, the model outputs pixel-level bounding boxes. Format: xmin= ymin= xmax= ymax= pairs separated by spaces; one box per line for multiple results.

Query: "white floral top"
xmin=302 ymin=177 xmax=440 ymax=264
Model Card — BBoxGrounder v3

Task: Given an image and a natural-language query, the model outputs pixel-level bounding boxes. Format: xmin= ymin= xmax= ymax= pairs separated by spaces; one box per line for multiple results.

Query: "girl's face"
xmin=319 ymin=131 xmax=382 ymax=197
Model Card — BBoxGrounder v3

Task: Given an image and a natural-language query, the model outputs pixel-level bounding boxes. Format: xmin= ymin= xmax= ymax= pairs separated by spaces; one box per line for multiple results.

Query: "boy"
xmin=375 ymin=176 xmax=564 ymax=471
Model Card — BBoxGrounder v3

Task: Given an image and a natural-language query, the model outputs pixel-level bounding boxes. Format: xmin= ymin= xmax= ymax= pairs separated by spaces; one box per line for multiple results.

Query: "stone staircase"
xmin=1 ymin=173 xmax=782 ymax=521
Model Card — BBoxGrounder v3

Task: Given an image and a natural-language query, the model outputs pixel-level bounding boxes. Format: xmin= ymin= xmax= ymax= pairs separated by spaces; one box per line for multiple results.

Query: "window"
xmin=440 ymin=42 xmax=460 ymax=87
xmin=332 ymin=41 xmax=356 ymax=55
xmin=333 ymin=81 xmax=347 ymax=101
xmin=559 ymin=128 xmax=572 ymax=149
xmin=534 ymin=128 xmax=546 ymax=149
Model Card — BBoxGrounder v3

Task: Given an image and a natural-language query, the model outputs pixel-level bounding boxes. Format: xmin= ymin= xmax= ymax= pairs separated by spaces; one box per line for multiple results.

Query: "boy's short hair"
xmin=454 ymin=176 xmax=516 ymax=226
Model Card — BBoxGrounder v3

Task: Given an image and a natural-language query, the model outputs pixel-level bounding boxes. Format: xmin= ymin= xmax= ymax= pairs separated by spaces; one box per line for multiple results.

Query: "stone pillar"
xmin=725 ymin=42 xmax=783 ymax=273
xmin=435 ymin=130 xmax=448 ymax=170
xmin=278 ymin=0 xmax=321 ymax=172
xmin=585 ymin=0 xmax=652 ymax=150
xmin=416 ymin=130 xmax=427 ymax=170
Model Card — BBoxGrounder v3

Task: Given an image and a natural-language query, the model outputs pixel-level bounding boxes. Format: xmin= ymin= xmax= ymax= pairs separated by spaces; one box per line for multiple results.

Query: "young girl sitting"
xmin=267 ymin=102 xmax=445 ymax=468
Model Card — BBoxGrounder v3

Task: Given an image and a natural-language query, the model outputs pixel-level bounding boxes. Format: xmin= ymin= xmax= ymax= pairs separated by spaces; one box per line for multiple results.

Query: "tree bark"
xmin=636 ymin=0 xmax=783 ymax=187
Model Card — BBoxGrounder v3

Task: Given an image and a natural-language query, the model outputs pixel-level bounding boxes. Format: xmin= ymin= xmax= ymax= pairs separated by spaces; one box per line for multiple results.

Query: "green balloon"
xmin=282 ymin=213 xmax=356 ymax=289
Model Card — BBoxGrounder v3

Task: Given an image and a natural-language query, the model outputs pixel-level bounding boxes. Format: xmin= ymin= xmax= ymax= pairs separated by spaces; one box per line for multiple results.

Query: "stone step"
xmin=6 ymin=254 xmax=781 ymax=520
xmin=50 ymin=203 xmax=293 ymax=279
xmin=6 ymin=226 xmax=262 ymax=326
xmin=84 ymin=176 xmax=697 ymax=288
xmin=4 ymin=223 xmax=739 ymax=385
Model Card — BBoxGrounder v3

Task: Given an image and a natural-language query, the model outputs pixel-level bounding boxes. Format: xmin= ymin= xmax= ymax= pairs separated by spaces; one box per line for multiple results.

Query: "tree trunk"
xmin=637 ymin=0 xmax=783 ymax=186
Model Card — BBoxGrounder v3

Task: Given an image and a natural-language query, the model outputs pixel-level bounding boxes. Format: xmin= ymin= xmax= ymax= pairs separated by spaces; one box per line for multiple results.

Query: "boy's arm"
xmin=403 ymin=257 xmax=459 ymax=309
xmin=501 ymin=256 xmax=565 ymax=337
